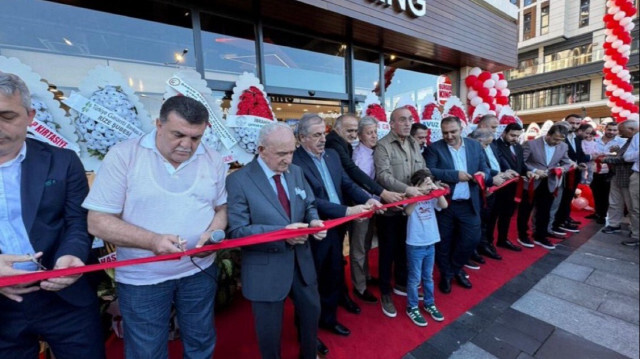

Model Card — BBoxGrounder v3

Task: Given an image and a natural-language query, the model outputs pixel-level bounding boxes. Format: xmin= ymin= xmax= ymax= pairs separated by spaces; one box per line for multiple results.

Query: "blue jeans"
xmin=118 ymin=264 xmax=218 ymax=359
xmin=406 ymin=244 xmax=435 ymax=309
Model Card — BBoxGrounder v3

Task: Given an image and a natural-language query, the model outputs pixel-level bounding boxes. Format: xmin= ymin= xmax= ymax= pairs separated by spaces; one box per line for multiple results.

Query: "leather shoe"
xmin=455 ymin=272 xmax=472 ymax=289
xmin=366 ymin=276 xmax=379 ymax=286
xmin=470 ymin=250 xmax=485 ymax=264
xmin=317 ymin=338 xmax=329 ymax=355
xmin=320 ymin=322 xmax=351 ymax=336
xmin=497 ymin=240 xmax=522 ymax=252
xmin=353 ymin=289 xmax=378 ymax=303
xmin=339 ymin=294 xmax=361 ymax=314
xmin=438 ymin=277 xmax=451 ymax=294
xmin=478 ymin=243 xmax=502 ymax=260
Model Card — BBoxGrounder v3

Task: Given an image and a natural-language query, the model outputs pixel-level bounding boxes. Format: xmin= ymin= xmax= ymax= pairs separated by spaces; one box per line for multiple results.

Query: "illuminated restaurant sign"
xmin=372 ymin=0 xmax=427 ymax=17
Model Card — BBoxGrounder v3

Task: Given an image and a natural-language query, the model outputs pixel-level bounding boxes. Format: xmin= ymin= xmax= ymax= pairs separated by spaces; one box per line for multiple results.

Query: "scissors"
xmin=27 ymin=253 xmax=48 ymax=271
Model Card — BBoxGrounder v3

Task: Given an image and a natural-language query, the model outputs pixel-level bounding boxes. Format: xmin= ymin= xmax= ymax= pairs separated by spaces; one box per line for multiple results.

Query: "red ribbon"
xmin=552 ymin=167 xmax=563 ymax=197
xmin=487 ymin=176 xmax=521 ymax=194
xmin=514 ymin=177 xmax=524 ymax=203
xmin=595 ymin=156 xmax=604 ymax=173
xmin=473 ymin=173 xmax=487 ymax=207
xmin=0 ymin=189 xmax=449 ymax=288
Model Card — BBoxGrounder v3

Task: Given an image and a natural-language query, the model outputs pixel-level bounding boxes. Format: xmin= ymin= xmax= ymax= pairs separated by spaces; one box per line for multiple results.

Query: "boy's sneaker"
xmin=424 ymin=304 xmax=444 ymax=322
xmin=381 ymin=294 xmax=397 ymax=318
xmin=464 ymin=260 xmax=480 ymax=270
xmin=406 ymin=307 xmax=427 ymax=327
xmin=517 ymin=237 xmax=535 ymax=248
xmin=534 ymin=238 xmax=556 ymax=250
xmin=559 ymin=222 xmax=580 ymax=233
xmin=602 ymin=225 xmax=622 ymax=234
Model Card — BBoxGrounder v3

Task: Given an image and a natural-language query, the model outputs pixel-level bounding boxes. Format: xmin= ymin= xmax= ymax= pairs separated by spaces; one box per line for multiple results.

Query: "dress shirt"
xmin=485 ymin=146 xmax=500 ymax=172
xmin=543 ymin=140 xmax=556 ymax=166
xmin=305 ymin=149 xmax=340 ymax=204
xmin=352 ymin=144 xmax=375 ymax=179
xmin=257 ymin=156 xmax=290 ymax=198
xmin=624 ymin=132 xmax=639 ymax=173
xmin=447 ymin=141 xmax=470 ymax=200
xmin=0 ymin=143 xmax=37 ymax=271
xmin=567 ymin=133 xmax=577 ymax=151
xmin=595 ymin=136 xmax=627 ymax=174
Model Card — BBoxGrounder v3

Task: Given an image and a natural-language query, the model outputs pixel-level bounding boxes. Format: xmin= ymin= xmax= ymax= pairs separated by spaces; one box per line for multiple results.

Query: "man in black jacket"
xmin=551 ymin=114 xmax=589 ymax=235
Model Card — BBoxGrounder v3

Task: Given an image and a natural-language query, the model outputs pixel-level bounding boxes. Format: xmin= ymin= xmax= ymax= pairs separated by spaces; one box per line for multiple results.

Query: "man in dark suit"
xmin=0 ymin=73 xmax=104 ymax=358
xmin=293 ymin=114 xmax=381 ymax=337
xmin=425 ymin=116 xmax=491 ymax=293
xmin=551 ymin=114 xmax=589 ymax=234
xmin=227 ymin=122 xmax=327 ymax=359
xmin=489 ymin=123 xmax=531 ymax=252
xmin=410 ymin=122 xmax=429 ymax=162
xmin=517 ymin=124 xmax=574 ymax=250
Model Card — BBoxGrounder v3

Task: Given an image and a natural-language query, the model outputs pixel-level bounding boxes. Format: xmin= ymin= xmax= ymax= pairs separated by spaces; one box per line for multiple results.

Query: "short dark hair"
xmin=605 ymin=122 xmax=618 ymax=128
xmin=410 ymin=123 xmax=427 ymax=136
xmin=504 ymin=123 xmax=523 ymax=133
xmin=564 ymin=114 xmax=583 ymax=121
xmin=547 ymin=123 xmax=569 ymax=137
xmin=441 ymin=116 xmax=462 ymax=128
xmin=159 ymin=96 xmax=209 ymax=125
xmin=410 ymin=169 xmax=433 ymax=186
xmin=578 ymin=123 xmax=593 ymax=133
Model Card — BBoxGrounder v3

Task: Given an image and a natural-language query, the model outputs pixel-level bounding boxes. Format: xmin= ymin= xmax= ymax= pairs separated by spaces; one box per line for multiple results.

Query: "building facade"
xmin=506 ymin=0 xmax=640 ymax=124
xmin=1 ymin=0 xmax=519 ymax=122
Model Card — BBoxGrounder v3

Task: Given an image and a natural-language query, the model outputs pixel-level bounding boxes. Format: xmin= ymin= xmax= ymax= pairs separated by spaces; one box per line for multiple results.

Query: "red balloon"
xmin=474 ymin=80 xmax=484 ymax=90
xmin=465 ymin=75 xmax=478 ymax=87
xmin=489 ymin=103 xmax=496 ymax=111
xmin=577 ymin=184 xmax=595 ymax=208
xmin=628 ymin=7 xmax=637 ymax=17
xmin=498 ymin=73 xmax=505 ymax=80
xmin=497 ymin=96 xmax=509 ymax=105
xmin=632 ymin=105 xmax=639 ymax=113
xmin=605 ymin=90 xmax=613 ymax=98
xmin=478 ymin=87 xmax=490 ymax=98
xmin=603 ymin=14 xmax=614 ymax=23
xmin=478 ymin=71 xmax=492 ymax=82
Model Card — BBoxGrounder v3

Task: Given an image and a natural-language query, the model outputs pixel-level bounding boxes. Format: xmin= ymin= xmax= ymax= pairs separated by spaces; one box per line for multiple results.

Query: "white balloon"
xmin=612 ymin=65 xmax=622 ymax=73
xmin=619 ymin=69 xmax=630 ymax=78
xmin=469 ymin=67 xmax=482 ymax=76
xmin=495 ymin=104 xmax=503 ymax=113
xmin=605 ymin=35 xmax=617 ymax=43
xmin=491 ymin=73 xmax=500 ymax=83
xmin=618 ymin=44 xmax=630 ymax=53
xmin=603 ymin=79 xmax=612 ymax=85
xmin=467 ymin=90 xmax=478 ymax=100
xmin=612 ymin=106 xmax=622 ymax=113
xmin=612 ymin=40 xmax=623 ymax=49
xmin=623 ymin=74 xmax=631 ymax=81
xmin=607 ymin=101 xmax=616 ymax=108
xmin=471 ymin=97 xmax=483 ymax=106
xmin=488 ymin=110 xmax=496 ymax=116
xmin=623 ymin=50 xmax=631 ymax=57
xmin=613 ymin=89 xmax=624 ymax=96
xmin=621 ymin=110 xmax=631 ymax=117
xmin=501 ymin=89 xmax=511 ymax=97
xmin=625 ymin=22 xmax=635 ymax=31
xmin=496 ymin=80 xmax=508 ymax=90
xmin=620 ymin=16 xmax=632 ymax=26
xmin=606 ymin=0 xmax=613 ymax=8
xmin=477 ymin=103 xmax=490 ymax=112
xmin=605 ymin=29 xmax=613 ymax=36
xmin=483 ymin=79 xmax=496 ymax=88
xmin=606 ymin=84 xmax=616 ymax=91
xmin=489 ymin=88 xmax=497 ymax=97
xmin=613 ymin=11 xmax=626 ymax=21
xmin=630 ymin=113 xmax=640 ymax=121
xmin=607 ymin=6 xmax=619 ymax=15
xmin=604 ymin=60 xmax=615 ymax=68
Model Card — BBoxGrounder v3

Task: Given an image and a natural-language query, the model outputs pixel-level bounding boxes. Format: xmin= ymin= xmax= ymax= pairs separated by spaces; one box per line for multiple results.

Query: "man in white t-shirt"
xmin=83 ymin=96 xmax=227 ymax=359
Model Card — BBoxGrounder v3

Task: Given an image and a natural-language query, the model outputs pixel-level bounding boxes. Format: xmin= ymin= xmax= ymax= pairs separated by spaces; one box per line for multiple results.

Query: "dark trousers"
xmin=376 ymin=214 xmax=408 ymax=295
xmin=518 ymin=180 xmax=555 ymax=241
xmin=252 ymin=260 xmax=320 ymax=359
xmin=488 ymin=182 xmax=518 ymax=243
xmin=554 ymin=172 xmax=580 ymax=227
xmin=0 ymin=290 xmax=104 ymax=359
xmin=480 ymin=194 xmax=497 ymax=245
xmin=436 ymin=200 xmax=481 ymax=279
xmin=591 ymin=173 xmax=611 ymax=218
xmin=310 ymin=226 xmax=346 ymax=326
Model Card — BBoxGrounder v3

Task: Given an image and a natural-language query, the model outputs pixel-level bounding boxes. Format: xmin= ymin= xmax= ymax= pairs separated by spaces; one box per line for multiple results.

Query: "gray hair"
xmin=469 ymin=128 xmax=494 ymax=142
xmin=334 ymin=113 xmax=358 ymax=131
xmin=619 ymin=119 xmax=639 ymax=130
xmin=296 ymin=113 xmax=324 ymax=138
xmin=258 ymin=122 xmax=294 ymax=147
xmin=477 ymin=114 xmax=498 ymax=128
xmin=358 ymin=116 xmax=378 ymax=135
xmin=0 ymin=72 xmax=32 ymax=111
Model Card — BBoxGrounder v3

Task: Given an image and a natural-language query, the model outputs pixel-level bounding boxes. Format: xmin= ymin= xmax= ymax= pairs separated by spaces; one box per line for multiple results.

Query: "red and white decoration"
xmin=442 ymin=96 xmax=469 ymax=126
xmin=373 ymin=66 xmax=396 ymax=96
xmin=603 ymin=0 xmax=639 ymax=122
xmin=361 ymin=93 xmax=389 ymax=139
xmin=465 ymin=67 xmax=511 ymax=121
xmin=396 ymin=96 xmax=420 ymax=123
xmin=420 ymin=95 xmax=442 ymax=144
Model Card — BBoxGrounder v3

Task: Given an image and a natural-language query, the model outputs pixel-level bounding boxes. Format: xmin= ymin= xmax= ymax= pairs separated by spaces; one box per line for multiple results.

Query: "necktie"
xmin=273 ymin=174 xmax=290 ymax=217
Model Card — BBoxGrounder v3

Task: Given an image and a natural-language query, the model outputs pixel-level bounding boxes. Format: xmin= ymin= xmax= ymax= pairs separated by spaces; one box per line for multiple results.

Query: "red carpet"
xmin=105 ymin=210 xmax=591 ymax=359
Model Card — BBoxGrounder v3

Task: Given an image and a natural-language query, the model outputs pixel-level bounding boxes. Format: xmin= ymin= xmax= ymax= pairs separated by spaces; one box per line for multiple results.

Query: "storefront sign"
xmin=27 ymin=118 xmax=80 ymax=153
xmin=437 ymin=75 xmax=452 ymax=106
xmin=371 ymin=0 xmax=427 ymax=17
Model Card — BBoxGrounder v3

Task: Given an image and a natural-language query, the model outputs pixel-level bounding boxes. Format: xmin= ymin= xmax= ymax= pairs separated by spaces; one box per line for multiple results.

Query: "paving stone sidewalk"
xmin=406 ymin=221 xmax=640 ymax=359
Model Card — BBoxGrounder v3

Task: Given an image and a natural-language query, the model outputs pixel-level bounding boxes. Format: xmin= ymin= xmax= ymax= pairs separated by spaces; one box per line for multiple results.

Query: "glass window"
xmin=0 ymin=0 xmax=195 ymax=117
xmin=523 ymin=13 xmax=533 ymax=40
xmin=382 ymin=56 xmax=439 ymax=110
xmin=510 ymin=0 xmax=518 ymax=5
xmin=200 ymin=13 xmax=256 ymax=83
xmin=523 ymin=0 xmax=535 ymax=6
xmin=632 ymin=71 xmax=640 ymax=95
xmin=540 ymin=6 xmax=549 ymax=35
xmin=579 ymin=0 xmax=590 ymax=28
xmin=354 ymin=48 xmax=381 ymax=97
xmin=262 ymin=27 xmax=346 ymax=93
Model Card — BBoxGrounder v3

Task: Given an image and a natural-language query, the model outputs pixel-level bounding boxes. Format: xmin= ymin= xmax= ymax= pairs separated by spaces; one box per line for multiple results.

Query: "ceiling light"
xmin=276 ymin=107 xmax=282 ymax=110
xmin=390 ymin=54 xmax=396 ymax=61
xmin=303 ymin=109 xmax=308 ymax=112
xmin=287 ymin=103 xmax=292 ymax=107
